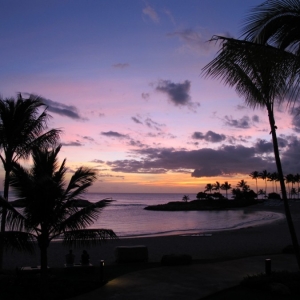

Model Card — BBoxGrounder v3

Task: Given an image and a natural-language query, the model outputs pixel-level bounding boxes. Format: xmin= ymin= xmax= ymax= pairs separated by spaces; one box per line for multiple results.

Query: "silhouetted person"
xmin=65 ymin=249 xmax=75 ymax=266
xmin=81 ymin=250 xmax=90 ymax=265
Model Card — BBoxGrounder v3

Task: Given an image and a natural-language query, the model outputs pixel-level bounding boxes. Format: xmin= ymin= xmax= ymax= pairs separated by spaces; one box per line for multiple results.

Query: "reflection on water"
xmin=85 ymin=193 xmax=284 ymax=237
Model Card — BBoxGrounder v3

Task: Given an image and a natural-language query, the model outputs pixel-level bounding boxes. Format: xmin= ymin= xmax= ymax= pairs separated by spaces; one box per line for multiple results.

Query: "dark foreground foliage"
xmin=144 ymin=199 xmax=258 ymax=211
xmin=0 ymin=262 xmax=159 ymax=300
xmin=202 ymin=271 xmax=300 ymax=300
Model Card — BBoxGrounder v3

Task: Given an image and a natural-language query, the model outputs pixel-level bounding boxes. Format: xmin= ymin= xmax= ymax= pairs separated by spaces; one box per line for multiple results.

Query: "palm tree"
xmin=204 ymin=183 xmax=213 ymax=194
xmin=267 ymin=172 xmax=274 ymax=193
xmin=202 ymin=34 xmax=300 ymax=268
xmin=182 ymin=195 xmax=189 ymax=202
xmin=269 ymin=172 xmax=279 ymax=193
xmin=295 ymin=173 xmax=300 ymax=188
xmin=0 ymin=94 xmax=61 ymax=269
xmin=212 ymin=181 xmax=221 ymax=194
xmin=259 ymin=170 xmax=270 ymax=195
xmin=285 ymin=173 xmax=295 ymax=199
xmin=236 ymin=179 xmax=250 ymax=193
xmin=0 ymin=145 xmax=117 ymax=277
xmin=231 ymin=188 xmax=242 ymax=199
xmin=242 ymin=0 xmax=300 ymax=55
xmin=220 ymin=181 xmax=231 ymax=199
xmin=249 ymin=171 xmax=259 ymax=195
xmin=294 ymin=173 xmax=300 ymax=198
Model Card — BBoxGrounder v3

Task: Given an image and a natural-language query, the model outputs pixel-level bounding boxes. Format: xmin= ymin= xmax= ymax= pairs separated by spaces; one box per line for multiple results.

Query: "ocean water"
xmin=84 ymin=193 xmax=284 ymax=238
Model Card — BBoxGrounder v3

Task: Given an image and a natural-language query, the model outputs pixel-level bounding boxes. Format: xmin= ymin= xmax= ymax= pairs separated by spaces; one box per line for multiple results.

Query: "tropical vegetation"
xmin=0 ymin=94 xmax=61 ymax=270
xmin=0 ymin=145 xmax=117 ymax=277
xmin=202 ymin=0 xmax=300 ymax=269
xmin=182 ymin=195 xmax=189 ymax=202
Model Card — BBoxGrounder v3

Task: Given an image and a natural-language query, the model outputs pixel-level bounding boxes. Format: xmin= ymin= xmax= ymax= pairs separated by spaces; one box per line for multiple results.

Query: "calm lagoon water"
xmin=85 ymin=193 xmax=284 ymax=238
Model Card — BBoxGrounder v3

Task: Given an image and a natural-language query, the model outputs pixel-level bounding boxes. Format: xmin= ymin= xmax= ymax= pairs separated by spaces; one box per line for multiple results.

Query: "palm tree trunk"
xmin=256 ymin=179 xmax=258 ymax=196
xmin=38 ymin=240 xmax=50 ymax=299
xmin=268 ymin=109 xmax=300 ymax=269
xmin=0 ymin=168 xmax=10 ymax=270
xmin=38 ymin=233 xmax=49 ymax=277
xmin=40 ymin=245 xmax=48 ymax=277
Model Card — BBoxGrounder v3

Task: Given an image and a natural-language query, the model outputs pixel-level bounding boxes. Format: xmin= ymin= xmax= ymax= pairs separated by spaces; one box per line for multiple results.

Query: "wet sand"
xmin=4 ymin=200 xmax=300 ymax=270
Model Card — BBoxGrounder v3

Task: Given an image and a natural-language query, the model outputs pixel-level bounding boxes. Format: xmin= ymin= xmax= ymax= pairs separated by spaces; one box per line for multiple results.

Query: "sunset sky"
xmin=1 ymin=0 xmax=300 ymax=194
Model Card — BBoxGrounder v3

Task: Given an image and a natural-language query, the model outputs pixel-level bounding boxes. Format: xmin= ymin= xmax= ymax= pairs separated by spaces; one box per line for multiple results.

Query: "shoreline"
xmin=3 ymin=201 xmax=300 ymax=270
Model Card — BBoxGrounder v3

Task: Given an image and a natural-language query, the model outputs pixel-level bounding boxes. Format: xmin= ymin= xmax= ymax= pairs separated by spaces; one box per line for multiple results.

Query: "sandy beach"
xmin=4 ymin=200 xmax=300 ymax=270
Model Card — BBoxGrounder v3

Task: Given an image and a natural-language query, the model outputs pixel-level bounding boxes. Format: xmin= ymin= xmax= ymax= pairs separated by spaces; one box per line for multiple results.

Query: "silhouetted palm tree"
xmin=202 ymin=35 xmax=300 ymax=268
xmin=295 ymin=173 xmax=300 ymax=198
xmin=220 ymin=181 xmax=231 ymax=199
xmin=285 ymin=173 xmax=295 ymax=199
xmin=0 ymin=145 xmax=117 ymax=278
xmin=182 ymin=195 xmax=189 ymax=202
xmin=242 ymin=0 xmax=300 ymax=55
xmin=212 ymin=181 xmax=221 ymax=193
xmin=259 ymin=170 xmax=270 ymax=195
xmin=249 ymin=171 xmax=259 ymax=195
xmin=204 ymin=183 xmax=213 ymax=194
xmin=0 ymin=94 xmax=61 ymax=269
xmin=267 ymin=172 xmax=275 ymax=193
xmin=269 ymin=172 xmax=279 ymax=193
xmin=236 ymin=179 xmax=250 ymax=192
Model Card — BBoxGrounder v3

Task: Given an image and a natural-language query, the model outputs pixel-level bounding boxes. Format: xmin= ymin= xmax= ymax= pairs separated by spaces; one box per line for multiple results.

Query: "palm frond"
xmin=242 ymin=0 xmax=300 ymax=53
xmin=1 ymin=231 xmax=36 ymax=253
xmin=15 ymin=129 xmax=61 ymax=161
xmin=56 ymin=200 xmax=112 ymax=234
xmin=64 ymin=167 xmax=97 ymax=201
xmin=202 ymin=36 xmax=300 ymax=109
xmin=62 ymin=228 xmax=118 ymax=248
xmin=0 ymin=196 xmax=27 ymax=231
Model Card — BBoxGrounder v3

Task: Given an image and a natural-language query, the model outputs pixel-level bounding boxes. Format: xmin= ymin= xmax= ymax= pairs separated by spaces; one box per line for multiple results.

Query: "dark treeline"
xmin=193 ymin=169 xmax=300 ymax=201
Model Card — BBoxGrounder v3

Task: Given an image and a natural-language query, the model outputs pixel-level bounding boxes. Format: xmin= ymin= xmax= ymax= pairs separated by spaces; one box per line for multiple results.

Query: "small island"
xmin=145 ymin=179 xmax=277 ymax=211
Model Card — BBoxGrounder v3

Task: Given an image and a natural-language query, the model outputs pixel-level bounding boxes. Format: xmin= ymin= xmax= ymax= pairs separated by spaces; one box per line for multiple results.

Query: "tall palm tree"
xmin=202 ymin=36 xmax=300 ymax=268
xmin=212 ymin=181 xmax=221 ymax=193
xmin=0 ymin=94 xmax=61 ymax=269
xmin=0 ymin=145 xmax=117 ymax=277
xmin=249 ymin=171 xmax=259 ymax=195
xmin=285 ymin=173 xmax=295 ymax=199
xmin=220 ymin=181 xmax=231 ymax=199
xmin=269 ymin=171 xmax=279 ymax=193
xmin=294 ymin=173 xmax=300 ymax=198
xmin=242 ymin=0 xmax=300 ymax=55
xmin=259 ymin=170 xmax=270 ymax=195
xmin=204 ymin=183 xmax=213 ymax=194
xmin=236 ymin=179 xmax=250 ymax=192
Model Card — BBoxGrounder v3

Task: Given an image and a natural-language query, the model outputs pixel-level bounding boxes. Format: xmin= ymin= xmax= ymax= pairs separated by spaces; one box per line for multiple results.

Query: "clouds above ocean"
xmin=106 ymin=135 xmax=300 ymax=177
